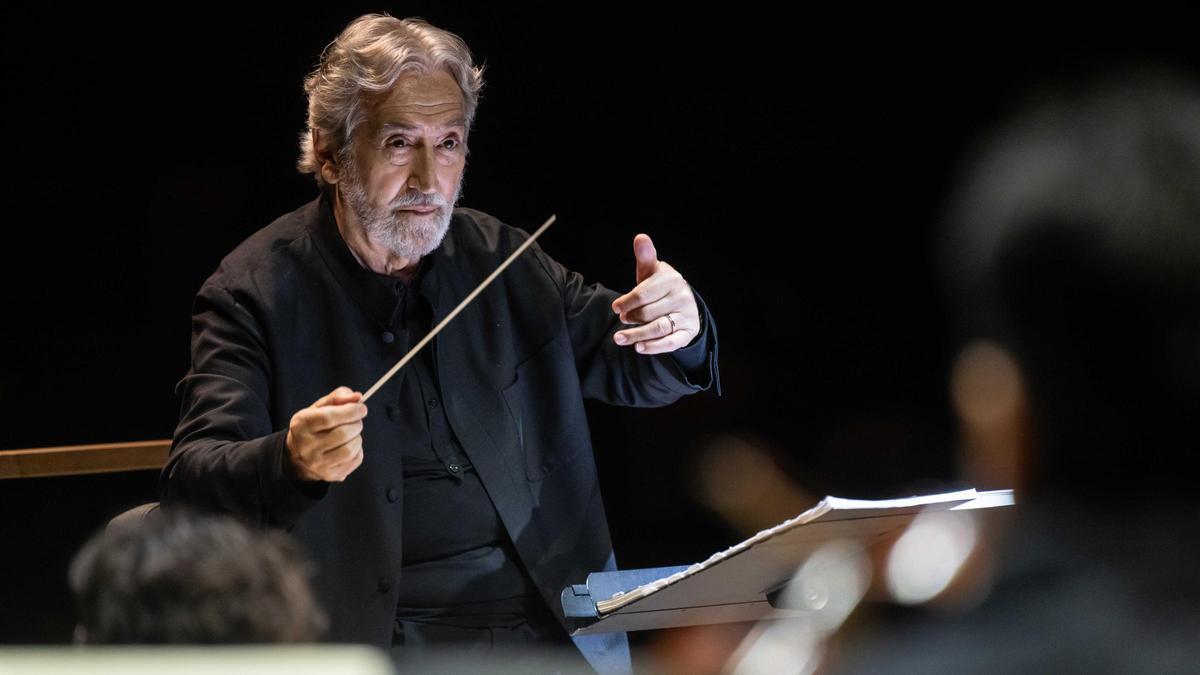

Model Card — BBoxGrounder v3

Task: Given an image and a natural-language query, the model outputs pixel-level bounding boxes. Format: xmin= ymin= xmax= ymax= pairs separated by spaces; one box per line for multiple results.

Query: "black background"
xmin=2 ymin=2 xmax=1197 ymax=643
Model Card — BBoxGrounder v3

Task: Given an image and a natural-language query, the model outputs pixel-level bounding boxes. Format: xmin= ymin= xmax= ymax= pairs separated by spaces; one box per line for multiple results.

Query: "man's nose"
xmin=408 ymin=145 xmax=438 ymax=193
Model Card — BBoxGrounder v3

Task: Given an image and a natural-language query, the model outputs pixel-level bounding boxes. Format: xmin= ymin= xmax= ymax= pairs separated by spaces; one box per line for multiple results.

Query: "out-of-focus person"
xmin=831 ymin=66 xmax=1200 ymax=673
xmin=69 ymin=509 xmax=326 ymax=644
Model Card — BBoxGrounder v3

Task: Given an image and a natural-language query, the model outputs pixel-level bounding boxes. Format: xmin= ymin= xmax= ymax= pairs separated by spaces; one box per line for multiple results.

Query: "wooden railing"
xmin=0 ymin=440 xmax=171 ymax=479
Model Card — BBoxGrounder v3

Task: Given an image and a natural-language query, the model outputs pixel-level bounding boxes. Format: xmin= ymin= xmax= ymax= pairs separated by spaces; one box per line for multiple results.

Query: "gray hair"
xmin=297 ymin=14 xmax=485 ymax=188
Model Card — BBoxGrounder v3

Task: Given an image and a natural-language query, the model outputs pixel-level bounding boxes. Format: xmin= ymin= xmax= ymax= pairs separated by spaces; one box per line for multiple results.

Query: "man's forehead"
xmin=369 ymin=69 xmax=465 ymax=130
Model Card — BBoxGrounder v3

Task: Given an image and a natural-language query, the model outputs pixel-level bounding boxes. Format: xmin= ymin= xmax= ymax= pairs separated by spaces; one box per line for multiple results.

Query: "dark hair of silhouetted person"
xmin=939 ymin=64 xmax=1200 ymax=501
xmin=69 ymin=509 xmax=328 ymax=644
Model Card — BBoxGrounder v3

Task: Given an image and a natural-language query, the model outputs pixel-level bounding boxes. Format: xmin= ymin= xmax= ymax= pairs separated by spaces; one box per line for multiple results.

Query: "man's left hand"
xmin=611 ymin=233 xmax=700 ymax=355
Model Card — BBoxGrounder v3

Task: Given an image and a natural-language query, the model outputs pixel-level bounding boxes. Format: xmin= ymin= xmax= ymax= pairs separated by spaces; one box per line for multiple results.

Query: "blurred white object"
xmin=886 ymin=510 xmax=979 ymax=605
xmin=0 ymin=646 xmax=394 ymax=675
xmin=726 ymin=541 xmax=870 ymax=675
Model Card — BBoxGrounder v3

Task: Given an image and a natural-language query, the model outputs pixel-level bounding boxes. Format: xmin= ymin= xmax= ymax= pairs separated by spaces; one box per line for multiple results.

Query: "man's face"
xmin=337 ymin=68 xmax=468 ymax=259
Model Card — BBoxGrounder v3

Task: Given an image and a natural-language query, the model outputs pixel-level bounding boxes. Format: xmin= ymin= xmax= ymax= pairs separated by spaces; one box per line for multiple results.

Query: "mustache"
xmin=391 ymin=190 xmax=449 ymax=209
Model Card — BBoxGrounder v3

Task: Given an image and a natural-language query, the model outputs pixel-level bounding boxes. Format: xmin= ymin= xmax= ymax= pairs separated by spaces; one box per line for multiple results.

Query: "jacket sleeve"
xmin=528 ymin=239 xmax=721 ymax=407
xmin=158 ymin=282 xmax=325 ymax=529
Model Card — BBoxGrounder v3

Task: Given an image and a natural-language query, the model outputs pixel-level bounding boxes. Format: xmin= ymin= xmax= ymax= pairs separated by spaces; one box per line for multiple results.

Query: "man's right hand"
xmin=286 ymin=386 xmax=368 ymax=482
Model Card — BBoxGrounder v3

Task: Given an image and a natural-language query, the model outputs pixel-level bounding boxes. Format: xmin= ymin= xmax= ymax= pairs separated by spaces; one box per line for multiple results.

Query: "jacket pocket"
xmin=500 ymin=338 xmax=590 ymax=480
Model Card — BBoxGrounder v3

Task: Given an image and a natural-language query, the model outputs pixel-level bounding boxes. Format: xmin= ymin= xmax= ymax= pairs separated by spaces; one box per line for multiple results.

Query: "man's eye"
xmin=440 ymin=139 xmax=459 ymax=150
xmin=386 ymin=138 xmax=408 ymax=149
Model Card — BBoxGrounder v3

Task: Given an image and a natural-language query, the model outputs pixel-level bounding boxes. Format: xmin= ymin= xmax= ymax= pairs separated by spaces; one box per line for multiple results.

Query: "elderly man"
xmin=159 ymin=13 xmax=719 ymax=673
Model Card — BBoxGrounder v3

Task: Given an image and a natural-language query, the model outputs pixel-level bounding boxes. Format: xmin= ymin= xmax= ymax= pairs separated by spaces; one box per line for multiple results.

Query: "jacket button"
xmin=386 ymin=487 xmax=399 ymax=503
xmin=381 ymin=331 xmax=395 ymax=343
xmin=378 ymin=578 xmax=391 ymax=593
xmin=447 ymin=462 xmax=461 ymax=474
xmin=386 ymin=405 xmax=400 ymax=421
xmin=428 ymin=398 xmax=439 ymax=409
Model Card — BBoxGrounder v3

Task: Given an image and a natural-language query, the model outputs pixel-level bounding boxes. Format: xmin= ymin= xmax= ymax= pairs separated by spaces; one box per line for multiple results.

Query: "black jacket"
xmin=159 ymin=190 xmax=719 ymax=671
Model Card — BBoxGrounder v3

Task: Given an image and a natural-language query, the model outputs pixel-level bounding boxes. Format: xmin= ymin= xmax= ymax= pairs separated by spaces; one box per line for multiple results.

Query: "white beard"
xmin=338 ymin=160 xmax=461 ymax=260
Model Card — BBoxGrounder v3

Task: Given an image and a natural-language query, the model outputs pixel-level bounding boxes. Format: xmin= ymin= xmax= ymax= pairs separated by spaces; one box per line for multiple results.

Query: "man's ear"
xmin=950 ymin=340 xmax=1033 ymax=492
xmin=312 ymin=129 xmax=340 ymax=185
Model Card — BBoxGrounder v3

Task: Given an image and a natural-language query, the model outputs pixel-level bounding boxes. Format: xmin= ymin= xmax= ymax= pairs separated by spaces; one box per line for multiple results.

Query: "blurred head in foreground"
xmin=823 ymin=65 xmax=1200 ymax=675
xmin=942 ymin=66 xmax=1200 ymax=503
xmin=70 ymin=510 xmax=326 ymax=644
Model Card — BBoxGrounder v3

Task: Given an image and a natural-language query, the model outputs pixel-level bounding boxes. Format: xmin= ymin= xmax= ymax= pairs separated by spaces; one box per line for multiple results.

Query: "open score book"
xmin=561 ymin=488 xmax=1014 ymax=635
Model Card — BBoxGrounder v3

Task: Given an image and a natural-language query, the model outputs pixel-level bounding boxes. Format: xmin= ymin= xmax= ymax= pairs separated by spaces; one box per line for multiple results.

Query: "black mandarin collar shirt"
xmin=330 ymin=199 xmax=712 ymax=630
xmin=368 ymin=261 xmax=539 ymax=628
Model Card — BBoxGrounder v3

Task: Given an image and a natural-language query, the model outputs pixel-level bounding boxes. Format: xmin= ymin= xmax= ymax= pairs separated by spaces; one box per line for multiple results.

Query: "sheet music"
xmin=594 ymin=488 xmax=982 ymax=615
